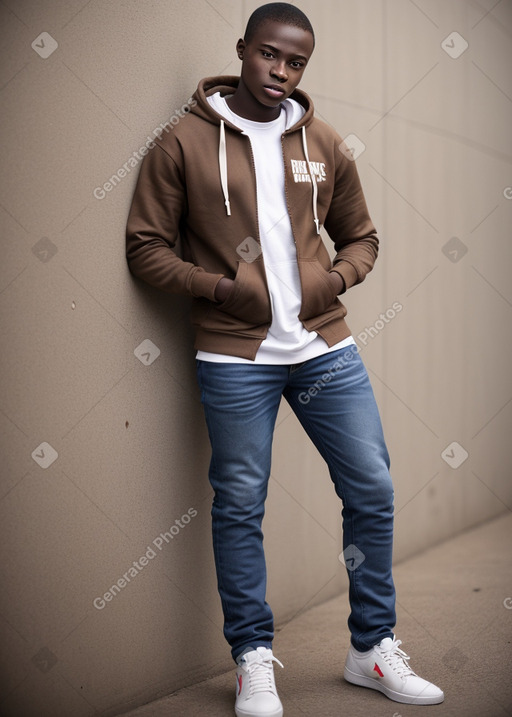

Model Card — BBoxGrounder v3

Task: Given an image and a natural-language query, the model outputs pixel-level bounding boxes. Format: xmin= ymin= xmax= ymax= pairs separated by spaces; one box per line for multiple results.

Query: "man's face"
xmin=237 ymin=20 xmax=314 ymax=110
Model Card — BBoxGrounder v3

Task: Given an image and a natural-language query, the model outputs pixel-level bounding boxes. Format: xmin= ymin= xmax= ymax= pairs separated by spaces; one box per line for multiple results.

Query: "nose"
xmin=271 ymin=61 xmax=288 ymax=82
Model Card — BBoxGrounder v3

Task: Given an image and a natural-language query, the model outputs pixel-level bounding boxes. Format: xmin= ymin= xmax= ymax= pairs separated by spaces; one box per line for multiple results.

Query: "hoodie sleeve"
xmin=324 ymin=137 xmax=379 ymax=294
xmin=126 ymin=142 xmax=223 ymax=301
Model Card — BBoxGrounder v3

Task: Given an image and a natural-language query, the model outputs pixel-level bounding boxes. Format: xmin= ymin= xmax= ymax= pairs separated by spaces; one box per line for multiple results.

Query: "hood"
xmin=190 ymin=76 xmax=320 ymax=234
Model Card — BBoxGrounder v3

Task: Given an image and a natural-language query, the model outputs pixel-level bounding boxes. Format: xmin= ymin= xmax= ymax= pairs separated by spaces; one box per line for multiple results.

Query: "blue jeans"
xmin=196 ymin=345 xmax=396 ymax=661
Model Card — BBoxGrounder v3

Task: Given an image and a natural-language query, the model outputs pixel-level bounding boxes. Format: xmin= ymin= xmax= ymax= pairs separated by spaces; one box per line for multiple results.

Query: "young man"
xmin=126 ymin=4 xmax=444 ymax=715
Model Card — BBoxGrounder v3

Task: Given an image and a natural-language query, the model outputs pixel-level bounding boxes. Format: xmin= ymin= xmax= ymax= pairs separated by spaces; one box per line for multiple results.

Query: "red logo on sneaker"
xmin=373 ymin=662 xmax=384 ymax=678
xmin=237 ymin=674 xmax=242 ymax=695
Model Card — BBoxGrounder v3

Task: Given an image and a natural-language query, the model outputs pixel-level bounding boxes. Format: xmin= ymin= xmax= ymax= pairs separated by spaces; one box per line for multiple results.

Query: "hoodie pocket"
xmin=298 ymin=258 xmax=340 ymax=322
xmin=211 ymin=260 xmax=271 ymax=328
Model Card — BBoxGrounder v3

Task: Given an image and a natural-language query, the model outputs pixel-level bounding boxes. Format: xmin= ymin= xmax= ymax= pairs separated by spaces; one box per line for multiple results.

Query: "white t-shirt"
xmin=196 ymin=93 xmax=354 ymax=364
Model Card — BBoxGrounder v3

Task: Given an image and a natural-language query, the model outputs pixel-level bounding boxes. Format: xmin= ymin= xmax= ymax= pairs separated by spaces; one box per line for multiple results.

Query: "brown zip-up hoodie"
xmin=126 ymin=76 xmax=379 ymax=360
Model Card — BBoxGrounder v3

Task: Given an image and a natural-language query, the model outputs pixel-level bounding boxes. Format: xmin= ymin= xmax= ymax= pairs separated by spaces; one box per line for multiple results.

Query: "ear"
xmin=235 ymin=38 xmax=245 ymax=61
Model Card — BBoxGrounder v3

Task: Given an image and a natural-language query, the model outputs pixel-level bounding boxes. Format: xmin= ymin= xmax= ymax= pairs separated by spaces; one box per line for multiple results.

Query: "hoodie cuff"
xmin=330 ymin=262 xmax=358 ymax=294
xmin=190 ymin=269 xmax=224 ymax=301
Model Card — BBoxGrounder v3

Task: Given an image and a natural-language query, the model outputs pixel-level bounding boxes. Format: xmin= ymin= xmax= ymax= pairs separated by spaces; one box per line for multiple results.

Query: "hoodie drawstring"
xmin=302 ymin=126 xmax=321 ymax=235
xmin=217 ymin=120 xmax=319 ymax=234
xmin=219 ymin=119 xmax=231 ymax=216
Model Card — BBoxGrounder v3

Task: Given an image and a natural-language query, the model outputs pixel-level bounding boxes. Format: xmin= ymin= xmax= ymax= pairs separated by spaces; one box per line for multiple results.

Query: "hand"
xmin=214 ymin=277 xmax=235 ymax=303
xmin=328 ymin=271 xmax=344 ymax=295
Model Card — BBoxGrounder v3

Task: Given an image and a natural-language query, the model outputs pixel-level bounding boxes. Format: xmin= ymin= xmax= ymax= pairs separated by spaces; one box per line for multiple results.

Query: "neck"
xmin=226 ymin=81 xmax=281 ymax=122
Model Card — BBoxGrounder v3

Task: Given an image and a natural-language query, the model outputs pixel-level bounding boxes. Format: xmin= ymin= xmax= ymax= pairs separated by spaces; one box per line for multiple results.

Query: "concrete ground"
xmin=123 ymin=512 xmax=512 ymax=717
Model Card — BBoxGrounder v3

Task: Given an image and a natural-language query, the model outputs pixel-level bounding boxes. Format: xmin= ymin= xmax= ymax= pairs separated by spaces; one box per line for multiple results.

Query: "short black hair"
xmin=244 ymin=3 xmax=315 ymax=47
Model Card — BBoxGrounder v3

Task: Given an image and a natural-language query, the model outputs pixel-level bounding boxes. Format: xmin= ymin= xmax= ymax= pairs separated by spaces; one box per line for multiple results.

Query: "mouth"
xmin=263 ymin=85 xmax=286 ymax=99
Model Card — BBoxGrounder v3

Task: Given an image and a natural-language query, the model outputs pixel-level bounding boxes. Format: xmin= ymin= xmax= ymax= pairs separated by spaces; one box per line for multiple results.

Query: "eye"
xmin=290 ymin=61 xmax=304 ymax=69
xmin=261 ymin=50 xmax=275 ymax=58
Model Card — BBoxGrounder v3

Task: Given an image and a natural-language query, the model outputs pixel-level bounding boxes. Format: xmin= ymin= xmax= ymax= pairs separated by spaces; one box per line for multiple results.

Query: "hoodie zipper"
xmin=244 ymin=133 xmax=273 ymax=323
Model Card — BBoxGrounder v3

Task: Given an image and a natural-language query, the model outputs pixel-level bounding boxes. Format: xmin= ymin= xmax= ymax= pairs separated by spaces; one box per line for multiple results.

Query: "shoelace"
xmin=378 ymin=638 xmax=416 ymax=678
xmin=243 ymin=654 xmax=284 ymax=696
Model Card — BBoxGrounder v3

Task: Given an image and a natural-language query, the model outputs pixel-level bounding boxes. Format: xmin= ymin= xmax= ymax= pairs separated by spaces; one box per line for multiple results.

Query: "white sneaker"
xmin=235 ymin=646 xmax=284 ymax=717
xmin=344 ymin=635 xmax=444 ymax=705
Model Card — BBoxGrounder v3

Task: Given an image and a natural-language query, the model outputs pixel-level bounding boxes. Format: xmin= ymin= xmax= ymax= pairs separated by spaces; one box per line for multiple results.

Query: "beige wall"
xmin=1 ymin=1 xmax=511 ymax=714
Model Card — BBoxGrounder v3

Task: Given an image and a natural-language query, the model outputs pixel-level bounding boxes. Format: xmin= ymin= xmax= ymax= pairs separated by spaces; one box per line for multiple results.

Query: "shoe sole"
xmin=235 ymin=707 xmax=283 ymax=717
xmin=344 ymin=666 xmax=444 ymax=705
